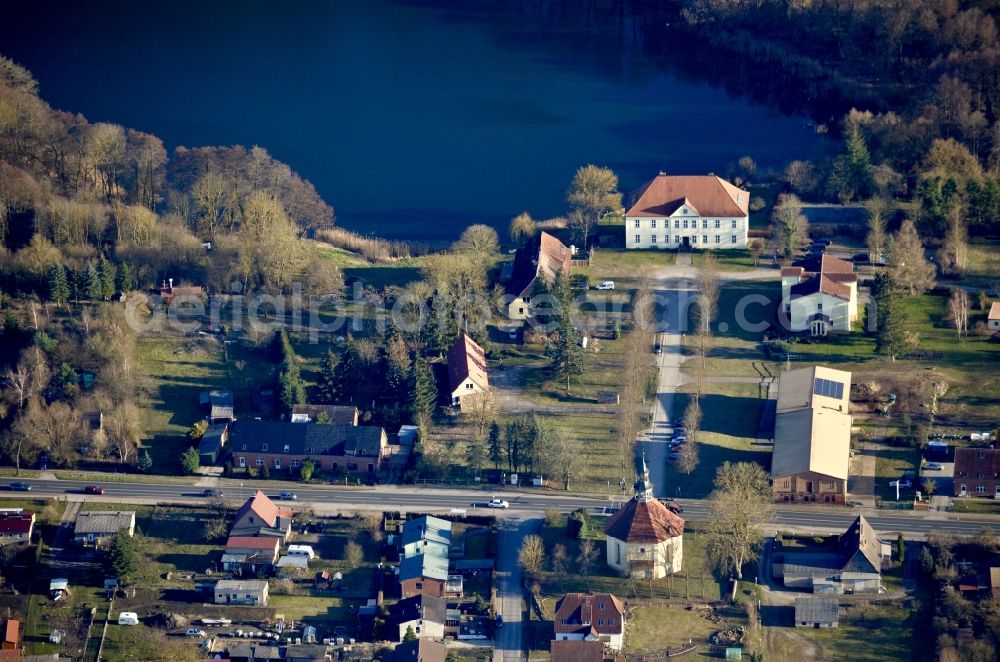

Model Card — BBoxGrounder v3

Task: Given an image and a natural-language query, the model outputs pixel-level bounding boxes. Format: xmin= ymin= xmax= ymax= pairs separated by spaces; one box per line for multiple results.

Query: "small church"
xmin=603 ymin=456 xmax=685 ymax=579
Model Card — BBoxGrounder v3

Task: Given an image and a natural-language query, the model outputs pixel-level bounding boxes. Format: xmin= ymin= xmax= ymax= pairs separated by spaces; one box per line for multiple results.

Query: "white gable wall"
xmin=451 ymin=379 xmax=486 ymax=409
xmin=785 ymin=291 xmax=852 ymax=332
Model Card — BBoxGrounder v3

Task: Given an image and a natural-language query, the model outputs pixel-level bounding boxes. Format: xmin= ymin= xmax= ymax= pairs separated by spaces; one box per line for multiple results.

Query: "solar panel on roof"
xmin=814 ymin=377 xmax=844 ymax=400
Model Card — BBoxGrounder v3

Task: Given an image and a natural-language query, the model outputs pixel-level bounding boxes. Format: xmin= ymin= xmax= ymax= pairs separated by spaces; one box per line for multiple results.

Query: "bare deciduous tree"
xmin=704 ymin=462 xmax=773 ymax=600
xmin=946 ymin=288 xmax=970 ymax=339
xmin=518 ymin=534 xmax=546 ymax=576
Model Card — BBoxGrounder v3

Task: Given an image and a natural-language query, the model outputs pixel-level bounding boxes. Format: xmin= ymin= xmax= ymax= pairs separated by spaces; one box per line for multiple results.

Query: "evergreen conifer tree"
xmin=48 ymin=264 xmax=69 ymax=304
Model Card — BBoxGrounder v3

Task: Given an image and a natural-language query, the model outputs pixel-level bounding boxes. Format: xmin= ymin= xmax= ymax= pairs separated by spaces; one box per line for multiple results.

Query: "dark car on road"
xmin=495 ymin=614 xmax=503 ymax=629
xmin=8 ymin=482 xmax=31 ymax=492
xmin=202 ymin=489 xmax=223 ymax=498
xmin=84 ymin=485 xmax=105 ymax=495
xmin=653 ymin=343 xmax=662 ymax=354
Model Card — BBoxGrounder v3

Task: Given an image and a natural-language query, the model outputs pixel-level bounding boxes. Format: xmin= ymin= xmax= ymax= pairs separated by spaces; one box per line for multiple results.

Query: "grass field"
xmin=691 ymin=248 xmax=761 ymax=271
xmin=627 ymin=605 xmax=745 ymax=658
xmin=792 ymin=601 xmax=933 ymax=662
xmin=950 ymin=498 xmax=1000 ymax=514
xmin=664 ymin=383 xmax=770 ymax=499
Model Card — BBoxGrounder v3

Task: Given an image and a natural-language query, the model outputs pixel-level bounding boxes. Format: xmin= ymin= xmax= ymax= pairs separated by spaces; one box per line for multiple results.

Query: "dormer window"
xmin=241 ymin=444 xmax=247 ymax=450
xmin=261 ymin=443 xmax=268 ymax=452
xmin=283 ymin=444 xmax=290 ymax=452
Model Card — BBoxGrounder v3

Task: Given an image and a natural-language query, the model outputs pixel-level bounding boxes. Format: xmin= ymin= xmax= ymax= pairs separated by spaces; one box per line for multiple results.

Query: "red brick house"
xmin=954 ymin=447 xmax=1000 ymax=498
xmin=229 ymin=420 xmax=388 ymax=474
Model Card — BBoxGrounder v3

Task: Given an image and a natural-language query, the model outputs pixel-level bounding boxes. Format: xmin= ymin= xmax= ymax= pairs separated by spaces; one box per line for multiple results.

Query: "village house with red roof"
xmin=231 ymin=490 xmax=294 ymax=541
xmin=504 ymin=231 xmax=572 ymax=321
xmin=552 ymin=592 xmax=627 ymax=651
xmin=604 ymin=456 xmax=684 ymax=579
xmin=446 ymin=333 xmax=489 ymax=410
xmin=0 ymin=510 xmax=34 ymax=545
xmin=781 ymin=254 xmax=859 ymax=335
xmin=624 ymin=172 xmax=750 ymax=250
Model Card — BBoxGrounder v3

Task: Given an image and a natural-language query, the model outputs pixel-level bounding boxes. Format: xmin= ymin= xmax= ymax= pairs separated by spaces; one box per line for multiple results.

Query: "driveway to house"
xmin=493 ymin=518 xmax=539 ymax=662
xmin=639 ymin=273 xmax=694 ymax=497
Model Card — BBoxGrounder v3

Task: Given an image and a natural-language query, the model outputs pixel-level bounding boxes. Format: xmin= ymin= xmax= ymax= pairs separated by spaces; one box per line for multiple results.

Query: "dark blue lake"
xmin=1 ymin=0 xmax=825 ymax=241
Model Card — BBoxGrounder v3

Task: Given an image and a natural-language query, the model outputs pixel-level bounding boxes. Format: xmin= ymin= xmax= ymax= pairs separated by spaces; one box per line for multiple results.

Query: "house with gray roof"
xmin=401 ymin=516 xmax=452 ymax=558
xmin=228 ymin=419 xmax=388 ymax=475
xmin=775 ymin=515 xmax=885 ymax=594
xmin=73 ymin=511 xmax=135 ymax=547
xmin=387 ymin=595 xmax=446 ymax=642
xmin=795 ymin=597 xmax=839 ymax=628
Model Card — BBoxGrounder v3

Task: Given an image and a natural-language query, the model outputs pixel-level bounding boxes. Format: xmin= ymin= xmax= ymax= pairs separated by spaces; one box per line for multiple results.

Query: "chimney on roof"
xmin=168 ymin=277 xmax=174 ymax=289
xmin=658 ymin=171 xmax=666 ymax=176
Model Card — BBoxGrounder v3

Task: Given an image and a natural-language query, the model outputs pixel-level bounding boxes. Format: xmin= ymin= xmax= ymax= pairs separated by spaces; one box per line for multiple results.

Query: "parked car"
xmin=668 ymin=440 xmax=685 ymax=449
xmin=595 ymin=281 xmax=615 ymax=290
xmin=495 ymin=614 xmax=504 ymax=629
xmin=184 ymin=628 xmax=207 ymax=637
xmin=8 ymin=482 xmax=31 ymax=492
xmin=508 ymin=328 xmax=518 ymax=340
xmin=807 ymin=243 xmax=827 ymax=254
xmin=812 ymin=238 xmax=832 ymax=246
xmin=889 ymin=479 xmax=913 ymax=488
xmin=278 ymin=491 xmax=297 ymax=500
xmin=852 ymin=253 xmax=870 ymax=262
xmin=202 ymin=489 xmax=223 ymax=498
xmin=924 ymin=463 xmax=944 ymax=471
xmin=84 ymin=485 xmax=105 ymax=495
xmin=487 ymin=498 xmax=509 ymax=509
xmin=653 ymin=343 xmax=662 ymax=354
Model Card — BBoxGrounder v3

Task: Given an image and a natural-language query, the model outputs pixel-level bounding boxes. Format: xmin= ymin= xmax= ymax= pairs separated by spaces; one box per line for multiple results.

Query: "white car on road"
xmin=487 ymin=498 xmax=509 ymax=509
xmin=595 ymin=281 xmax=615 ymax=290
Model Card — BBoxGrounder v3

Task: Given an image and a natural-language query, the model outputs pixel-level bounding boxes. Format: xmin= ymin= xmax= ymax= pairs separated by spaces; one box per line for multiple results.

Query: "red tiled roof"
xmin=781 ymin=267 xmax=805 ymax=278
xmin=235 ymin=491 xmax=292 ymax=528
xmin=0 ymin=511 xmax=33 ymax=535
xmin=625 ymin=174 xmax=748 ymax=218
xmin=507 ymin=231 xmax=572 ymax=298
xmin=2 ymin=619 xmax=17 ymax=645
xmin=551 ymin=640 xmax=606 ymax=662
xmin=553 ymin=593 xmax=625 ymax=636
xmin=225 ymin=536 xmax=280 ymax=551
xmin=790 ymin=275 xmax=852 ymax=301
xmin=818 ymin=255 xmax=855 ymax=273
xmin=447 ymin=333 xmax=489 ymax=392
xmin=825 ymin=272 xmax=858 ymax=284
xmin=604 ymin=498 xmax=684 ymax=543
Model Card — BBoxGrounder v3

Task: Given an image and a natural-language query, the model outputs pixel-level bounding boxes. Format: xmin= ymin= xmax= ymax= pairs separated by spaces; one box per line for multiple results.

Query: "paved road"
xmin=3 ymin=477 xmax=998 ymax=539
xmin=493 ymin=519 xmax=538 ymax=662
xmin=640 ymin=279 xmax=696 ymax=498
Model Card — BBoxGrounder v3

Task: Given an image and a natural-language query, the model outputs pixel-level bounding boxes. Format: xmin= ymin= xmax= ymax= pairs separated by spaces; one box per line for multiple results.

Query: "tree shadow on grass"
xmin=698 ymin=393 xmax=764 ymax=437
xmin=761 ymin=605 xmax=794 ymax=627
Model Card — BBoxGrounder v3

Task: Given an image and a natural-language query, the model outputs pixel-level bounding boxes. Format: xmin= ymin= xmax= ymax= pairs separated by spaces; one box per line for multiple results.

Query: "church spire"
xmin=634 ymin=452 xmax=654 ymax=501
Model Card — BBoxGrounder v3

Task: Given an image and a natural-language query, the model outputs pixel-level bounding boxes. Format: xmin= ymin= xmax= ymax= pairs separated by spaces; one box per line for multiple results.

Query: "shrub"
xmin=567 ymin=509 xmax=589 ymax=539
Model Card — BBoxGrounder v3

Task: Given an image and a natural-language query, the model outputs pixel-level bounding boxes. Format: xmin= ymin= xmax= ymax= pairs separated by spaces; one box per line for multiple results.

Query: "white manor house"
xmin=624 ymin=172 xmax=750 ymax=250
